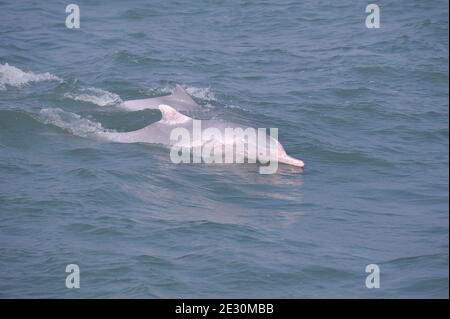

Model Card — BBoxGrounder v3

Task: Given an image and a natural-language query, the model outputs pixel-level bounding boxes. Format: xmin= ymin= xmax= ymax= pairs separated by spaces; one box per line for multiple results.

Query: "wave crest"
xmin=39 ymin=108 xmax=113 ymax=137
xmin=64 ymin=87 xmax=123 ymax=106
xmin=0 ymin=63 xmax=61 ymax=90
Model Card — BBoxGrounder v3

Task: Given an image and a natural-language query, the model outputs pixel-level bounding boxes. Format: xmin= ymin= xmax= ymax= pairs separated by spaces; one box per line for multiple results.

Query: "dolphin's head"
xmin=276 ymin=143 xmax=305 ymax=168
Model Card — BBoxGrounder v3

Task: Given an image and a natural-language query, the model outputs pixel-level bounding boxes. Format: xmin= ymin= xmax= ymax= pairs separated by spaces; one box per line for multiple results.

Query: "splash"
xmin=141 ymin=85 xmax=216 ymax=102
xmin=0 ymin=63 xmax=61 ymax=90
xmin=141 ymin=85 xmax=173 ymax=96
xmin=39 ymin=108 xmax=114 ymax=137
xmin=64 ymin=87 xmax=123 ymax=106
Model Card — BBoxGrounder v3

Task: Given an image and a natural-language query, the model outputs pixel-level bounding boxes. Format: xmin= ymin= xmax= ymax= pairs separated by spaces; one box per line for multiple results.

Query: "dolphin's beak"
xmin=278 ymin=154 xmax=305 ymax=168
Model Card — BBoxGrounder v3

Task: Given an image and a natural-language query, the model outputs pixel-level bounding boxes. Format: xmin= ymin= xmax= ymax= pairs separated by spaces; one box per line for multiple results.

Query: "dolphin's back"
xmin=122 ymin=85 xmax=199 ymax=112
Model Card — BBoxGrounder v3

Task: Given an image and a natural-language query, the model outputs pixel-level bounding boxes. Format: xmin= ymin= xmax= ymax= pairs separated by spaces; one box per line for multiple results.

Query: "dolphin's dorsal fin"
xmin=158 ymin=104 xmax=191 ymax=124
xmin=172 ymin=84 xmax=196 ymax=104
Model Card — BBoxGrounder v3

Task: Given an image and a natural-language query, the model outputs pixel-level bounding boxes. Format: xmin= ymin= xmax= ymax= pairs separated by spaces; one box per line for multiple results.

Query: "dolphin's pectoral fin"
xmin=158 ymin=104 xmax=191 ymax=124
xmin=172 ymin=84 xmax=197 ymax=105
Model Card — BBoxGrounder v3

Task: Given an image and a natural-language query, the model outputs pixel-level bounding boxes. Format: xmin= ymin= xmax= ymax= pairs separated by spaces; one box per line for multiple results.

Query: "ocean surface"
xmin=0 ymin=0 xmax=448 ymax=298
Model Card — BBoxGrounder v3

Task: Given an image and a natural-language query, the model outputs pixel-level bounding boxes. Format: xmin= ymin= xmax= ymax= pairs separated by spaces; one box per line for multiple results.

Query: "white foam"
xmin=39 ymin=108 xmax=113 ymax=137
xmin=225 ymin=104 xmax=247 ymax=111
xmin=146 ymin=85 xmax=172 ymax=95
xmin=185 ymin=86 xmax=216 ymax=101
xmin=64 ymin=87 xmax=123 ymax=107
xmin=0 ymin=63 xmax=61 ymax=90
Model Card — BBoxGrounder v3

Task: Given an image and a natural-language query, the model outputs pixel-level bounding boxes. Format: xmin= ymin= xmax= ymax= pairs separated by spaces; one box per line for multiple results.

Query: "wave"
xmin=0 ymin=63 xmax=61 ymax=90
xmin=64 ymin=87 xmax=123 ymax=107
xmin=39 ymin=108 xmax=114 ymax=137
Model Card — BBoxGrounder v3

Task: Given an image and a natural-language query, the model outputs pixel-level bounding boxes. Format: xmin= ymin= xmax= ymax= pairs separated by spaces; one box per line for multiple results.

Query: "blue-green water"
xmin=0 ymin=0 xmax=448 ymax=298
